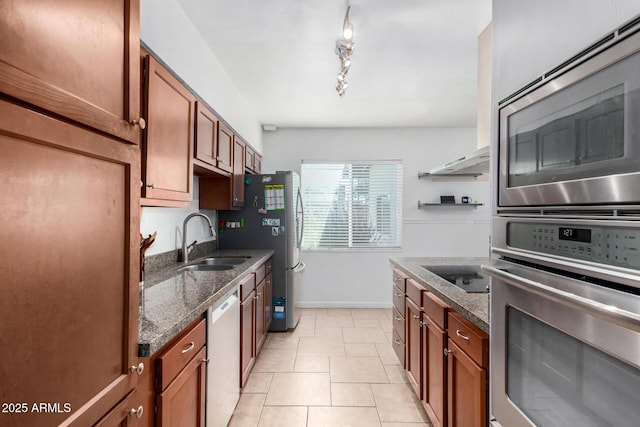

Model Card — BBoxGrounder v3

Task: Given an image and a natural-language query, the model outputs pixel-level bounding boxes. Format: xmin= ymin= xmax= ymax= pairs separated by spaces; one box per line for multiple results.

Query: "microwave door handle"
xmin=483 ymin=265 xmax=640 ymax=333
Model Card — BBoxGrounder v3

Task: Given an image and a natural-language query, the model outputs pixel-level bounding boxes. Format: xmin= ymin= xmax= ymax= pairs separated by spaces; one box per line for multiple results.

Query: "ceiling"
xmin=176 ymin=0 xmax=491 ymax=128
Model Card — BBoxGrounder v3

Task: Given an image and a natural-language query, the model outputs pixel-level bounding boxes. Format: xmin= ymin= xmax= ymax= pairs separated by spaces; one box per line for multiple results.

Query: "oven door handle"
xmin=483 ymin=265 xmax=640 ymax=333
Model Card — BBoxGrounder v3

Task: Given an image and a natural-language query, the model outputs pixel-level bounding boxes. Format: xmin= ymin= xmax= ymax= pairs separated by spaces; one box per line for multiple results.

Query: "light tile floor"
xmin=229 ymin=308 xmax=432 ymax=427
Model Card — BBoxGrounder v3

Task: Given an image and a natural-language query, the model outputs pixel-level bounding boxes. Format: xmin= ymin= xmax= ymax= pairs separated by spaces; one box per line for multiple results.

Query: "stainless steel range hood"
xmin=427 ymin=145 xmax=490 ymax=176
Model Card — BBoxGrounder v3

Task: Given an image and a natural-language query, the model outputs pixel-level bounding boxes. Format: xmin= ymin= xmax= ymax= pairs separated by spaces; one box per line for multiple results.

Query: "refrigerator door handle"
xmin=294 ymin=262 xmax=306 ymax=272
xmin=296 ymin=188 xmax=304 ymax=249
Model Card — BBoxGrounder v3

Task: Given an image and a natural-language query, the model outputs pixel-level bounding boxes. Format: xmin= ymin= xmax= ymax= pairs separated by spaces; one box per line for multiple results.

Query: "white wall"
xmin=263 ymin=128 xmax=490 ymax=307
xmin=139 ymin=0 xmax=262 ymax=152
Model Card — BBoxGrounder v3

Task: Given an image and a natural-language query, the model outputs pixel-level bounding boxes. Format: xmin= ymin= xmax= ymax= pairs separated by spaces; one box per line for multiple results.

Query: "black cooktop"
xmin=421 ymin=264 xmax=489 ymax=293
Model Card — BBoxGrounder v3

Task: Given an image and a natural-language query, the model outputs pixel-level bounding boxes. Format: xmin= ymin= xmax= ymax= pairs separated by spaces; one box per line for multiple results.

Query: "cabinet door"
xmin=446 ymin=340 xmax=487 ymax=427
xmin=157 ymin=347 xmax=206 ymax=427
xmin=423 ymin=314 xmax=447 ymax=427
xmin=405 ymin=297 xmax=422 ymax=398
xmin=217 ymin=122 xmax=234 ymax=173
xmin=142 ymin=54 xmax=195 ymax=206
xmin=265 ymin=271 xmax=273 ymax=332
xmin=94 ymin=390 xmax=143 ymax=427
xmin=0 ymin=0 xmax=141 ymax=144
xmin=240 ymin=291 xmax=256 ymax=388
xmin=245 ymin=146 xmax=255 ymax=172
xmin=255 ymin=280 xmax=266 ymax=353
xmin=255 ymin=154 xmax=262 ymax=173
xmin=0 ymin=100 xmax=139 ymax=427
xmin=232 ymin=138 xmax=246 ymax=207
xmin=194 ymin=102 xmax=217 ymax=167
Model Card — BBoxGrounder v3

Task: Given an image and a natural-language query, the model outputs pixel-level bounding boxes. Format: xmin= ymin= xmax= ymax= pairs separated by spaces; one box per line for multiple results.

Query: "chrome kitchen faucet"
xmin=181 ymin=213 xmax=215 ymax=263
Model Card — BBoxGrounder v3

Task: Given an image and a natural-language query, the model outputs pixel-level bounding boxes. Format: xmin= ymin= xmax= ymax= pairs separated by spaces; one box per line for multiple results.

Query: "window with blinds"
xmin=301 ymin=160 xmax=403 ymax=249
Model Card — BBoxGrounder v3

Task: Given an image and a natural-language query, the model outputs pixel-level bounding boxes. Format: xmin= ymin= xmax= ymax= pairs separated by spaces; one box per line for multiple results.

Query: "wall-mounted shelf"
xmin=418 ymin=201 xmax=484 ymax=209
xmin=418 ymin=172 xmax=483 ymax=178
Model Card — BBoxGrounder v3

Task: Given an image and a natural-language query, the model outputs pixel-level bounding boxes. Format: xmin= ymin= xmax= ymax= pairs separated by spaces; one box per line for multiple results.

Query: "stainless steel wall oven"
xmin=488 ymin=14 xmax=640 ymax=427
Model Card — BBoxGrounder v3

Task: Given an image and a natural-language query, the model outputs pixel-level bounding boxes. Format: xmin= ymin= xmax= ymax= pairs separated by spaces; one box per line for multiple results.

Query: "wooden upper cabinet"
xmin=217 ymin=122 xmax=234 ymax=173
xmin=245 ymin=146 xmax=255 ymax=173
xmin=232 ymin=137 xmax=246 ymax=208
xmin=0 ymin=0 xmax=141 ymax=144
xmin=0 ymin=99 xmax=140 ymax=427
xmin=194 ymin=102 xmax=218 ymax=168
xmin=255 ymin=154 xmax=262 ymax=173
xmin=141 ymin=53 xmax=195 ymax=207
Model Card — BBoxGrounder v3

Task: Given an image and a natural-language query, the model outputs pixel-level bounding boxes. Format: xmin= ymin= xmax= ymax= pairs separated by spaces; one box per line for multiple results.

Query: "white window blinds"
xmin=301 ymin=160 xmax=403 ymax=249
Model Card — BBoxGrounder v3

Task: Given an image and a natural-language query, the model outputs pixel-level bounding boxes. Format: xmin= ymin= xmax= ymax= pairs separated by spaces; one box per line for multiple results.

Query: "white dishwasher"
xmin=206 ymin=286 xmax=240 ymax=427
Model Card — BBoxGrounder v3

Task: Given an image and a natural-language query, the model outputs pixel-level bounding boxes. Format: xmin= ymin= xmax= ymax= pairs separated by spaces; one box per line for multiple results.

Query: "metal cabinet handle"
xmin=394 ymin=315 xmax=402 ymax=321
xmin=129 ymin=362 xmax=144 ymax=375
xmin=394 ymin=339 xmax=402 ymax=345
xmin=202 ymin=358 xmax=210 ymax=364
xmin=394 ymin=292 xmax=403 ymax=297
xmin=412 ymin=314 xmax=420 ymax=320
xmin=181 ymin=341 xmax=195 ymax=354
xmin=456 ymin=330 xmax=470 ymax=341
xmin=131 ymin=117 xmax=146 ymax=130
xmin=129 ymin=406 xmax=144 ymax=418
xmin=443 ymin=348 xmax=453 ymax=356
xmin=146 ymin=183 xmax=156 ymax=189
xmin=419 ymin=320 xmax=425 ymax=328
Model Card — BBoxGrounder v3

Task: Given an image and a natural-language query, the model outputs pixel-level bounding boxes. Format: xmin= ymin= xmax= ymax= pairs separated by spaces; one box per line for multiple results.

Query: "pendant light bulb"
xmin=343 ymin=23 xmax=353 ymax=40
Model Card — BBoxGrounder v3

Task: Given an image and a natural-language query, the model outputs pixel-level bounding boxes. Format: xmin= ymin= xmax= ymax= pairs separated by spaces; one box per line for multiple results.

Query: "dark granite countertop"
xmin=389 ymin=257 xmax=490 ymax=333
xmin=139 ymin=248 xmax=274 ymax=357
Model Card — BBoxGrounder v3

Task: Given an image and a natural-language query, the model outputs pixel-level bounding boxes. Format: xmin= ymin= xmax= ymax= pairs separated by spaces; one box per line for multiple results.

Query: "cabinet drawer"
xmin=392 ymin=307 xmax=405 ymax=342
xmin=239 ymin=273 xmax=256 ymax=301
xmin=447 ymin=312 xmax=488 ymax=369
xmin=424 ymin=291 xmax=449 ymax=330
xmin=392 ymin=268 xmax=407 ymax=292
xmin=156 ymin=318 xmax=206 ymax=392
xmin=392 ymin=284 xmax=405 ymax=314
xmin=392 ymin=330 xmax=405 ymax=367
xmin=406 ymin=278 xmax=423 ymax=307
xmin=265 ymin=258 xmax=272 ymax=275
xmin=254 ymin=262 xmax=266 ymax=283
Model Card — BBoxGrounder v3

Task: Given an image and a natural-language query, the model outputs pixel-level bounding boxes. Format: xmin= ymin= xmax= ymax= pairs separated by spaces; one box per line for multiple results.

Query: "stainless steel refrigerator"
xmin=218 ymin=171 xmax=304 ymax=331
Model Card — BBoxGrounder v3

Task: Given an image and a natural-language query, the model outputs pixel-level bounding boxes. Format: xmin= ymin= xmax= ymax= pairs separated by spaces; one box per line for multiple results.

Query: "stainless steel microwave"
xmin=498 ymin=28 xmax=640 ymax=208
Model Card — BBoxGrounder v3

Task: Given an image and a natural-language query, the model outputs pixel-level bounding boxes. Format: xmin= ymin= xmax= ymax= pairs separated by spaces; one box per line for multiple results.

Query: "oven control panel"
xmin=507 ymin=222 xmax=640 ymax=270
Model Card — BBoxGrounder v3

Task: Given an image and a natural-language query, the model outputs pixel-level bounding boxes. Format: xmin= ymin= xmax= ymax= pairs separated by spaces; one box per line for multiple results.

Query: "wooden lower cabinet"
xmin=422 ymin=313 xmax=447 ymax=427
xmin=446 ymin=340 xmax=487 ymax=427
xmin=157 ymin=347 xmax=207 ymax=427
xmin=389 ymin=266 xmax=489 ymax=427
xmin=95 ymin=390 xmax=143 ymax=427
xmin=391 ymin=268 xmax=407 ymax=366
xmin=156 ymin=320 xmax=207 ymax=427
xmin=445 ymin=312 xmax=488 ymax=427
xmin=405 ymin=297 xmax=423 ymax=398
xmin=240 ymin=289 xmax=256 ymax=387
xmin=255 ymin=280 xmax=266 ymax=353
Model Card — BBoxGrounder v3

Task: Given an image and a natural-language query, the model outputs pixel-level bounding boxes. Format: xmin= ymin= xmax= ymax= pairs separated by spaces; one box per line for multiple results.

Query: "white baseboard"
xmin=296 ymin=301 xmax=393 ymax=309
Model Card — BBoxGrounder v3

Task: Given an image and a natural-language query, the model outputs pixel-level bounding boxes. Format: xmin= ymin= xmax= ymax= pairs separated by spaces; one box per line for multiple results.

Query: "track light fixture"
xmin=335 ymin=5 xmax=354 ymax=96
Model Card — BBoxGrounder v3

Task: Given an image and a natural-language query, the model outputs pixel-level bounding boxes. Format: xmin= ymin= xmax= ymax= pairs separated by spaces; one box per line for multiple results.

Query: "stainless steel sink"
xmin=196 ymin=257 xmax=249 ymax=266
xmin=179 ymin=264 xmax=234 ymax=272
